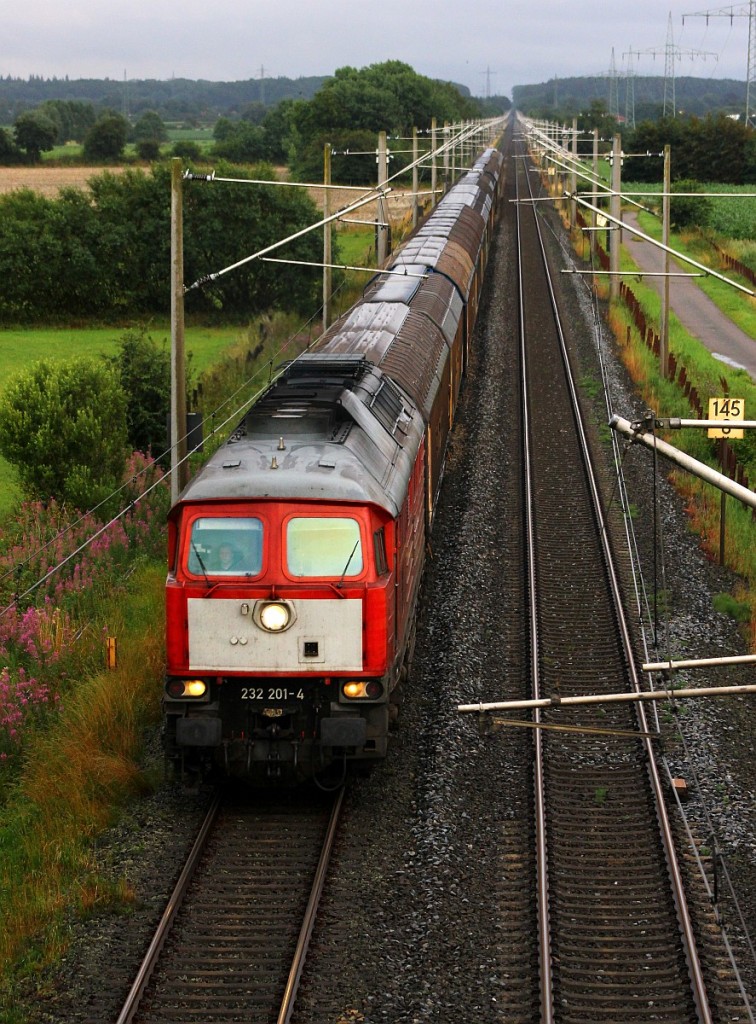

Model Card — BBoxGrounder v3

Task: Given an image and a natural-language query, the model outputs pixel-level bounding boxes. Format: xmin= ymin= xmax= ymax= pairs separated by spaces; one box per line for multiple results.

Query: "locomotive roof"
xmin=175 ymin=355 xmax=425 ymax=517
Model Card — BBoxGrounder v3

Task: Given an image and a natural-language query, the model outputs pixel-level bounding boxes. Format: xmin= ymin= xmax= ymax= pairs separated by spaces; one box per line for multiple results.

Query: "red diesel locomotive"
xmin=163 ymin=145 xmax=504 ymax=783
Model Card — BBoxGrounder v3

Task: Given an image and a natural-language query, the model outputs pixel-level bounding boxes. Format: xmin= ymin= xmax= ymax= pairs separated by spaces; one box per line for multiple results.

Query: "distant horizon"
xmin=4 ymin=0 xmax=752 ymax=99
xmin=1 ymin=69 xmax=748 ymax=104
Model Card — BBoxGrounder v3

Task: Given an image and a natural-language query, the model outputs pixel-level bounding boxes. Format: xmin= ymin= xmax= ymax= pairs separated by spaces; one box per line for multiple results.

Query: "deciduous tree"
xmin=83 ymin=113 xmax=128 ymax=162
xmin=107 ymin=329 xmax=172 ymax=457
xmin=13 ymin=110 xmax=57 ymax=162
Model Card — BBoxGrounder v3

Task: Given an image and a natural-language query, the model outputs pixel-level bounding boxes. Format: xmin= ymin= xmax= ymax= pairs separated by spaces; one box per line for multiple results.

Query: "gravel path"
xmin=623 ymin=210 xmax=756 ymax=380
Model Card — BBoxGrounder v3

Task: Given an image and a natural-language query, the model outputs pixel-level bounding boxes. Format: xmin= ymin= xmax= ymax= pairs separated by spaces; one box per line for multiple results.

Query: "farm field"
xmin=0 ymin=165 xmax=127 ymax=197
xmin=622 ymin=180 xmax=756 ymax=242
xmin=0 ymin=324 xmax=244 ymax=380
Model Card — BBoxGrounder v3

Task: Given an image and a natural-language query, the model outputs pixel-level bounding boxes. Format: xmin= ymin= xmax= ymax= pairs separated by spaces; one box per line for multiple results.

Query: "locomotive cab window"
xmin=286 ymin=517 xmax=363 ymax=578
xmin=374 ymin=528 xmax=388 ymax=576
xmin=187 ymin=517 xmax=263 ymax=576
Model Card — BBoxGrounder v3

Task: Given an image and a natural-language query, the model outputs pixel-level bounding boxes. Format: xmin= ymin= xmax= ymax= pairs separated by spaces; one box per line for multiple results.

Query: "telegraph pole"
xmin=591 ymin=128 xmax=599 ymax=260
xmin=569 ymin=117 xmax=578 ymax=229
xmin=607 ymin=47 xmax=620 ymax=119
xmin=610 ymin=134 xmax=622 ymax=301
xmin=660 ymin=145 xmax=671 ymax=378
xmin=376 ymin=131 xmax=389 ymax=266
xmin=683 ymin=2 xmax=756 ymax=125
xmin=412 ymin=127 xmax=419 ymax=229
xmin=323 ymin=143 xmax=332 ymax=332
xmin=622 ymin=47 xmax=637 ymax=129
xmin=431 ymin=118 xmax=438 ymax=207
xmin=170 ymin=158 xmax=188 ymax=503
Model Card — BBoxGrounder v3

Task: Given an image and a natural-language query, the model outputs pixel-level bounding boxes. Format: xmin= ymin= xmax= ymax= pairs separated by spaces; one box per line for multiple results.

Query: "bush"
xmin=107 ymin=329 xmax=172 ymax=458
xmin=172 ymin=141 xmax=202 ymax=161
xmin=670 ymin=179 xmax=712 ymax=229
xmin=136 ymin=138 xmax=161 ymax=161
xmin=0 ymin=357 xmax=128 ymax=510
xmin=0 ymin=163 xmax=322 ymax=322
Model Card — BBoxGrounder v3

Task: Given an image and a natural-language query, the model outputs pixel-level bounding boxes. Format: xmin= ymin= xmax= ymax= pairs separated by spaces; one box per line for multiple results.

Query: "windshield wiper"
xmin=191 ymin=540 xmax=211 ymax=586
xmin=335 ymin=540 xmax=360 ymax=590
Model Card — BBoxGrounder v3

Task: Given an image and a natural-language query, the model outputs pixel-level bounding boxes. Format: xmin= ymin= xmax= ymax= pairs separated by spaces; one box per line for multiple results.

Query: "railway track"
xmin=62 ymin=126 xmax=749 ymax=1024
xmin=510 ymin=128 xmax=710 ymax=1021
xmin=116 ymin=786 xmax=343 ymax=1024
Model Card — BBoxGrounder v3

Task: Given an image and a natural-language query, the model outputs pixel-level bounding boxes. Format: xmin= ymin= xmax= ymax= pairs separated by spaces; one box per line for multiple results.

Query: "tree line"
xmin=0 ymin=62 xmax=499 ymax=327
xmin=1 ymin=101 xmax=173 ymax=163
xmin=570 ymin=102 xmax=756 ymax=185
xmin=1 ymin=62 xmax=498 ymax=175
xmin=622 ymin=114 xmax=756 ymax=184
xmin=0 ymin=162 xmax=323 ymax=323
xmin=514 ymin=75 xmax=751 ymax=121
xmin=0 ymin=74 xmax=330 ymax=124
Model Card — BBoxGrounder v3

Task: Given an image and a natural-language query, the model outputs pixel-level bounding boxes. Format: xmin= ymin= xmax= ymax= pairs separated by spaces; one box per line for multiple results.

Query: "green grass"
xmin=0 ymin=324 xmax=244 ymax=380
xmin=617 ymin=244 xmax=756 ymax=475
xmin=335 ymin=227 xmax=374 ymax=266
xmin=622 ymin=180 xmax=756 ymax=244
xmin=608 ymin=253 xmax=756 ymax=643
xmin=44 ymin=131 xmax=216 ymax=163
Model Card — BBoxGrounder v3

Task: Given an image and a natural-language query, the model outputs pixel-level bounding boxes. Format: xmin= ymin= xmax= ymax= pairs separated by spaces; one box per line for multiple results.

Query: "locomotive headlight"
xmin=256 ymin=600 xmax=294 ymax=633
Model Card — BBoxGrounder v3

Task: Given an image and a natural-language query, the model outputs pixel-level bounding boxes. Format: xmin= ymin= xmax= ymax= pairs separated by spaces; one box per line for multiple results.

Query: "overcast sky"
xmin=5 ymin=0 xmax=750 ymax=97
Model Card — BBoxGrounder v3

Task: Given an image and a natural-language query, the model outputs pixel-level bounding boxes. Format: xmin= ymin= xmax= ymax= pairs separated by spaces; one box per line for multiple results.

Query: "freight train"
xmin=163 ymin=143 xmax=504 ymax=784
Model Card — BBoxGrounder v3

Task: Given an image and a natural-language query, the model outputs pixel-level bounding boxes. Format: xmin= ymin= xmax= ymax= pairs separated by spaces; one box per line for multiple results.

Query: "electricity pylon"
xmin=633 ymin=12 xmax=718 ymax=116
xmin=480 ymin=66 xmax=498 ymax=100
xmin=607 ymin=47 xmax=620 ymax=119
xmin=683 ymin=2 xmax=756 ymax=126
xmin=623 ymin=47 xmax=638 ymax=127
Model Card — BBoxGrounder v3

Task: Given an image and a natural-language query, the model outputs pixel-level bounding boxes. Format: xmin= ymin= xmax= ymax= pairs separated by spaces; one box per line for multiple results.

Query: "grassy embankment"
xmin=0 ymin=563 xmax=165 ymax=1022
xmin=0 ymin=228 xmax=374 ymax=1019
xmin=566 ymin=192 xmax=756 ymax=643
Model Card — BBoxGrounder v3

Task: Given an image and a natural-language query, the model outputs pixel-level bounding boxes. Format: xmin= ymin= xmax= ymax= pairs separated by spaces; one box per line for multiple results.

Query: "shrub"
xmin=0 ymin=357 xmax=128 ymax=511
xmin=670 ymin=179 xmax=712 ymax=229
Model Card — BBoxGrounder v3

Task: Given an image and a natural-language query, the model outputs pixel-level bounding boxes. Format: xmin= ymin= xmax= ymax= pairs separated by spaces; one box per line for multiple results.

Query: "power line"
xmin=630 ymin=12 xmax=718 ymax=117
xmin=683 ymin=2 xmax=756 ymax=125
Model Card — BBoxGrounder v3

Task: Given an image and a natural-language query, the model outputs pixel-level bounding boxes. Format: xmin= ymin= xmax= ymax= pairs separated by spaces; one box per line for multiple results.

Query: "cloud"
xmin=2 ymin=0 xmax=749 ymax=95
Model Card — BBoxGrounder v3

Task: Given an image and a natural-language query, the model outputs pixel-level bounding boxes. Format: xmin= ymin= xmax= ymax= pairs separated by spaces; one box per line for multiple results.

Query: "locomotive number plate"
xmin=240 ymin=687 xmax=306 ymax=702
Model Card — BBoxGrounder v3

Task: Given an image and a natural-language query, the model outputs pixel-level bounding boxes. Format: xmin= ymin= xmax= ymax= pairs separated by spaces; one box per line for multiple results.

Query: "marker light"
xmin=342 ymin=681 xmax=384 ymax=700
xmin=166 ymin=679 xmax=207 ymax=698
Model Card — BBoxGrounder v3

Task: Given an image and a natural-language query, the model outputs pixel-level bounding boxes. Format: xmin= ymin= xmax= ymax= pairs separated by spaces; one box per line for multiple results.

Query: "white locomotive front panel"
xmin=187 ymin=597 xmax=363 ymax=673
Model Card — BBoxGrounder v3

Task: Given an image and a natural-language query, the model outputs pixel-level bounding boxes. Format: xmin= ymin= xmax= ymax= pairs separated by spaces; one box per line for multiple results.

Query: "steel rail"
xmin=523 ymin=141 xmax=714 ymax=1024
xmin=277 ymin=786 xmax=345 ymax=1023
xmin=114 ymin=789 xmax=223 ymax=1024
xmin=514 ymin=137 xmax=555 ymax=1024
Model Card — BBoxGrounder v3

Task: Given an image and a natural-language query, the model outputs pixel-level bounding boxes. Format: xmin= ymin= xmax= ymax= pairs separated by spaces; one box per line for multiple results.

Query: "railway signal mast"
xmin=683 ymin=2 xmax=756 ymax=126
